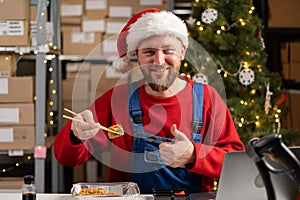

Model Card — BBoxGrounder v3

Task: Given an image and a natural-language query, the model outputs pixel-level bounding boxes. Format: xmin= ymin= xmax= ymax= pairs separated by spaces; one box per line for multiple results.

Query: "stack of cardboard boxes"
xmin=0 ymin=0 xmax=30 ymax=47
xmin=61 ymin=0 xmax=168 ymax=56
xmin=0 ymin=0 xmax=36 ymax=190
xmin=281 ymin=42 xmax=300 ymax=140
xmin=268 ymin=0 xmax=300 ymax=28
xmin=0 ymin=0 xmax=35 ymax=151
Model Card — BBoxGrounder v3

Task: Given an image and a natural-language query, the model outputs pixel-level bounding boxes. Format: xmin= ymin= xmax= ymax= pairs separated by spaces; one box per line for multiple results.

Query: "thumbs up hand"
xmin=159 ymin=124 xmax=195 ymax=168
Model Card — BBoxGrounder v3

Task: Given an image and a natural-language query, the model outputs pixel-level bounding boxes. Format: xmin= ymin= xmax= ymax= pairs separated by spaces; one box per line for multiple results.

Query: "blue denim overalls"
xmin=127 ymin=81 xmax=204 ymax=194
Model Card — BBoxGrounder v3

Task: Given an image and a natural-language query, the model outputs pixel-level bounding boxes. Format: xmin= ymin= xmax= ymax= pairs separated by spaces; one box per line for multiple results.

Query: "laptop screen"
xmin=215 ymin=148 xmax=299 ymax=200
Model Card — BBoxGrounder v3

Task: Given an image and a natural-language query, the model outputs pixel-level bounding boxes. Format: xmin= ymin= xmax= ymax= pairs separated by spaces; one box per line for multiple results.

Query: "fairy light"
xmin=255 ymin=121 xmax=260 ymax=127
xmin=49 ymin=120 xmax=54 ymax=125
xmin=184 ymin=62 xmax=188 ymax=67
xmin=243 ymin=61 xmax=249 ymax=68
xmin=241 ymin=118 xmax=245 ymax=123
xmin=255 ymin=115 xmax=260 ymax=120
xmin=196 ymin=21 xmax=201 ymax=25
xmin=49 ymin=79 xmax=54 ymax=84
xmin=52 ymin=89 xmax=56 ymax=94
xmin=277 ymin=109 xmax=281 ymax=113
xmin=221 ymin=26 xmax=226 ymax=31
xmin=216 ymin=30 xmax=221 ymax=34
xmin=238 ymin=123 xmax=243 ymax=127
xmin=49 ymin=111 xmax=54 ymax=117
xmin=199 ymin=26 xmax=204 ymax=31
xmin=240 ymin=100 xmax=245 ymax=105
xmin=250 ymin=89 xmax=256 ymax=95
xmin=49 ymin=101 xmax=54 ymax=106
xmin=49 ymin=67 xmax=53 ymax=72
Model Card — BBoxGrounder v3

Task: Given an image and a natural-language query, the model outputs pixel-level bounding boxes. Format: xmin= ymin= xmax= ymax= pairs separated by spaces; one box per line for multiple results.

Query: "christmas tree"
xmin=181 ymin=0 xmax=298 ymax=145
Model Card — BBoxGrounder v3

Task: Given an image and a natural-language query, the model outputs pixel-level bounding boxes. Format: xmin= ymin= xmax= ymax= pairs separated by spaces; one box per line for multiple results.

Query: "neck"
xmin=144 ymin=77 xmax=187 ymax=98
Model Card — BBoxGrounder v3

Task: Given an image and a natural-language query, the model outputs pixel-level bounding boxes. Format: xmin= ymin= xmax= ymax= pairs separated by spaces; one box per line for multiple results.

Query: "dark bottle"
xmin=22 ymin=175 xmax=37 ymax=200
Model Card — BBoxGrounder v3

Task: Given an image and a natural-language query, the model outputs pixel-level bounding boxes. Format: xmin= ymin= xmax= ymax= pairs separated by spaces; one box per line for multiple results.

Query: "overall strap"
xmin=128 ymin=81 xmax=143 ymax=125
xmin=192 ymin=82 xmax=204 ymax=143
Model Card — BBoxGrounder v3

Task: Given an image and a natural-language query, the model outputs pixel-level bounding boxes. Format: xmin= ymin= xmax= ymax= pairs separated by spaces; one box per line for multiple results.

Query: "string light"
xmin=0 ymin=156 xmax=33 ymax=174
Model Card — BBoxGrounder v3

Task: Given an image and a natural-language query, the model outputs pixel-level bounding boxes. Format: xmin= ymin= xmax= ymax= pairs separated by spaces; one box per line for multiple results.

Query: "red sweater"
xmin=54 ymin=77 xmax=244 ymax=192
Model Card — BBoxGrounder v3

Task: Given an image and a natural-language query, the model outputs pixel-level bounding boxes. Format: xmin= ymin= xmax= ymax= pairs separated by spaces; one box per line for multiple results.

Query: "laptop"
xmin=215 ymin=148 xmax=300 ymax=200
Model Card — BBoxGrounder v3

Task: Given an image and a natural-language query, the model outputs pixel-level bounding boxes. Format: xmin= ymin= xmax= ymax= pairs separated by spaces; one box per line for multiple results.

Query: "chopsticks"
xmin=62 ymin=108 xmax=121 ymax=135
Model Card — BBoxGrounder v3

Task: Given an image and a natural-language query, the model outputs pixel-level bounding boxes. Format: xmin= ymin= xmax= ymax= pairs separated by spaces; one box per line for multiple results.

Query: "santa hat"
xmin=112 ymin=8 xmax=189 ymax=73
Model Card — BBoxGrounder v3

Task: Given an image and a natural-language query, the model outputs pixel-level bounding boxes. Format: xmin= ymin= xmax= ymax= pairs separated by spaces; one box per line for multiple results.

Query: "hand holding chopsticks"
xmin=63 ymin=108 xmax=123 ymax=136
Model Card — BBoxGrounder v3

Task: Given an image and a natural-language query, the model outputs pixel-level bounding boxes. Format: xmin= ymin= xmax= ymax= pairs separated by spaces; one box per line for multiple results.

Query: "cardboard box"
xmin=61 ymin=24 xmax=81 ymax=32
xmin=61 ymin=16 xmax=82 ymax=25
xmin=82 ymin=19 xmax=105 ymax=32
xmin=0 ymin=54 xmax=17 ymax=77
xmin=62 ymin=30 xmax=102 ymax=55
xmin=90 ymin=64 xmax=129 ymax=100
xmin=282 ymin=91 xmax=300 ymax=138
xmin=134 ymin=0 xmax=167 ymax=14
xmin=0 ymin=103 xmax=35 ymax=125
xmin=108 ymin=6 xmax=133 ymax=18
xmin=85 ymin=0 xmax=108 ymax=19
xmin=63 ymin=76 xmax=90 ymax=101
xmin=0 ymin=126 xmax=35 ymax=150
xmin=281 ymin=42 xmax=300 ymax=63
xmin=101 ymin=34 xmax=117 ymax=56
xmin=268 ymin=0 xmax=300 ymax=28
xmin=290 ymin=42 xmax=300 ymax=63
xmin=60 ymin=0 xmax=84 ymax=17
xmin=0 ymin=20 xmax=30 ymax=47
xmin=0 ymin=177 xmax=23 ymax=190
xmin=105 ymin=18 xmax=127 ymax=34
xmin=108 ymin=0 xmax=137 ymax=6
xmin=0 ymin=0 xmax=30 ymax=20
xmin=281 ymin=62 xmax=300 ymax=81
xmin=0 ymin=76 xmax=35 ymax=103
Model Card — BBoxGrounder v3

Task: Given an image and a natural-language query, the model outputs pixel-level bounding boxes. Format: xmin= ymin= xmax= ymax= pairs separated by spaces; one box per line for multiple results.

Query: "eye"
xmin=142 ymin=49 xmax=155 ymax=56
xmin=163 ymin=48 xmax=176 ymax=54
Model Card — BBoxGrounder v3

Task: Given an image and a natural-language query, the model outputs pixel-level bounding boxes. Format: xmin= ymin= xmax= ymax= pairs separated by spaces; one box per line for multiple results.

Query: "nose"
xmin=153 ymin=50 xmax=165 ymax=65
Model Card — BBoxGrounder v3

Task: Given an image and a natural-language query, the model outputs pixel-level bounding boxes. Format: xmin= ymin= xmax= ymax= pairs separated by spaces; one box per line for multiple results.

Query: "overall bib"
xmin=127 ymin=82 xmax=204 ymax=194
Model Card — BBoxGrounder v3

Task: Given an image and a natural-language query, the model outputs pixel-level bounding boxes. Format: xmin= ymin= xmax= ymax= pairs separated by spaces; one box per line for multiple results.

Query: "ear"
xmin=181 ymin=45 xmax=187 ymax=60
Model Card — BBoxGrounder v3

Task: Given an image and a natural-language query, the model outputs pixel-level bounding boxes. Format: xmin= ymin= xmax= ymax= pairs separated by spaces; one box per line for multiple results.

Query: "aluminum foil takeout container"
xmin=71 ymin=182 xmax=140 ymax=198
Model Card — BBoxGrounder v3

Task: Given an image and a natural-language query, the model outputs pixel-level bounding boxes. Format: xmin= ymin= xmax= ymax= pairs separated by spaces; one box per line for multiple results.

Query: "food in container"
xmin=71 ymin=182 xmax=140 ymax=197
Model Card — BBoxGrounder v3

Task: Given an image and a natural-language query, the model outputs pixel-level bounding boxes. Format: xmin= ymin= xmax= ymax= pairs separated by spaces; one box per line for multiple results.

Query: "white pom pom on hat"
xmin=112 ymin=8 xmax=189 ymax=73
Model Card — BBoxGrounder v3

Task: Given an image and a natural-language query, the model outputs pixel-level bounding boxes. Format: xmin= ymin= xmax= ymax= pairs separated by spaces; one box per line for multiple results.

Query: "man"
xmin=54 ymin=8 xmax=244 ymax=194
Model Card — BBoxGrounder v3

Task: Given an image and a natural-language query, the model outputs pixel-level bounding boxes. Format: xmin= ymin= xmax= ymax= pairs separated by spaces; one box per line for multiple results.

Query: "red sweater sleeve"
xmin=54 ymin=122 xmax=92 ymax=167
xmin=54 ymin=90 xmax=115 ymax=167
xmin=187 ymin=85 xmax=245 ymax=177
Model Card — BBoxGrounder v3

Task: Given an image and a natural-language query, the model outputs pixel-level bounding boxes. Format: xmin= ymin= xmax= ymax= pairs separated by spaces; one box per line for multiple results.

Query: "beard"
xmin=141 ymin=65 xmax=179 ymax=92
